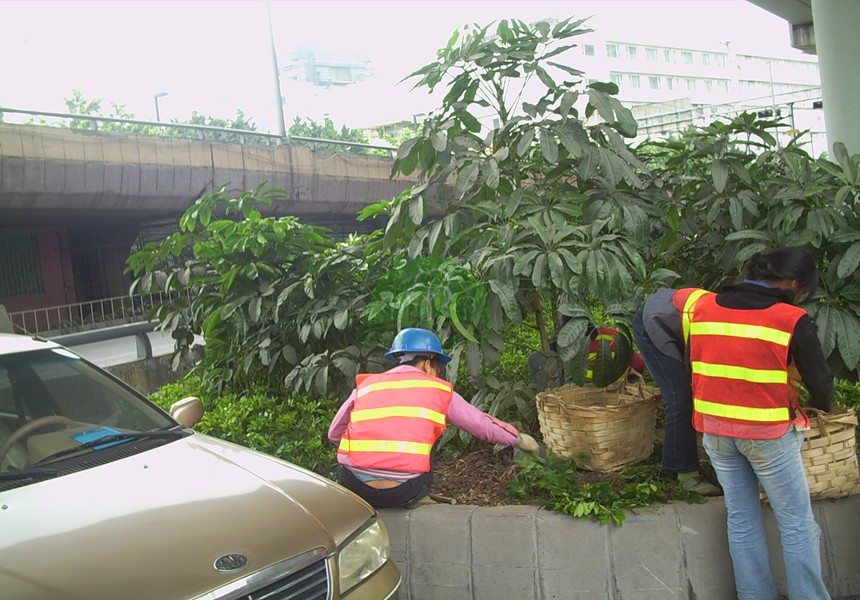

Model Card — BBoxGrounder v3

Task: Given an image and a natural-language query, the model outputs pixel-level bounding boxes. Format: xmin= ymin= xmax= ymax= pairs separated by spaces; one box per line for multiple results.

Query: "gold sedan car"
xmin=0 ymin=334 xmax=400 ymax=599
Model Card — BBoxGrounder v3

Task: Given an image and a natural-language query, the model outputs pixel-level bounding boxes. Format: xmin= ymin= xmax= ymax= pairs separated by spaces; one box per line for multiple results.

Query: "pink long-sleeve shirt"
xmin=328 ymin=365 xmax=520 ymax=479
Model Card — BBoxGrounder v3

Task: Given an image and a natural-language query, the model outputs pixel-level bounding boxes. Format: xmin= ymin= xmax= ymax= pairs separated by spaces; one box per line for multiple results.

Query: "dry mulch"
xmin=431 ymin=446 xmax=620 ymax=506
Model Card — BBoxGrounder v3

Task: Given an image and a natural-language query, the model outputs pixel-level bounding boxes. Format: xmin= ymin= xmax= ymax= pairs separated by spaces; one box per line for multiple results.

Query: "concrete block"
xmin=378 ymin=509 xmax=410 ymax=600
xmin=817 ymin=495 xmax=860 ymax=598
xmin=84 ymin=162 xmax=105 ymax=196
xmin=407 ymin=562 xmax=471 ymax=600
xmin=0 ymin=127 xmax=24 ymax=157
xmin=189 ymin=167 xmax=212 ymax=197
xmin=119 ymin=138 xmax=140 ymax=163
xmin=472 ymin=506 xmax=538 ymax=567
xmin=609 ymin=506 xmax=684 ymax=599
xmin=676 ymin=499 xmax=735 ymax=600
xmin=168 ymin=139 xmax=192 ymax=167
xmin=121 ymin=164 xmax=141 ymax=196
xmin=540 ymin=568 xmax=611 ymax=600
xmin=473 ymin=565 xmax=536 ymax=600
xmin=64 ymin=162 xmax=86 ymax=194
xmin=19 ymin=127 xmax=43 ymax=159
xmin=44 ymin=160 xmax=66 ymax=194
xmin=23 ymin=158 xmax=45 ymax=193
xmin=62 ymin=133 xmax=86 ymax=162
xmin=137 ymin=138 xmax=158 ymax=164
xmin=81 ymin=136 xmax=105 ymax=162
xmin=173 ymin=166 xmax=193 ymax=196
xmin=242 ymin=146 xmax=275 ymax=172
xmin=40 ymin=131 xmax=66 ymax=161
xmin=1 ymin=157 xmax=24 ymax=192
xmin=100 ymin=138 xmax=123 ymax=165
xmin=156 ymin=164 xmax=175 ymax=195
xmin=409 ymin=505 xmax=474 ymax=567
xmin=139 ymin=165 xmax=159 ymax=196
xmin=188 ymin=142 xmax=212 ymax=168
xmin=103 ymin=163 xmax=123 ymax=194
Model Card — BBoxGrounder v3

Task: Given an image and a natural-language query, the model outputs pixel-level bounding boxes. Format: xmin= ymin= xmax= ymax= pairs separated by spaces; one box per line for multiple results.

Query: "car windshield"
xmin=0 ymin=347 xmax=176 ymax=474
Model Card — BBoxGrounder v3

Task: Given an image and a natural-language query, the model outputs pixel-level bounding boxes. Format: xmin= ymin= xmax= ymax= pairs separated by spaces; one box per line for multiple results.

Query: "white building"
xmin=573 ymin=35 xmax=825 ymax=153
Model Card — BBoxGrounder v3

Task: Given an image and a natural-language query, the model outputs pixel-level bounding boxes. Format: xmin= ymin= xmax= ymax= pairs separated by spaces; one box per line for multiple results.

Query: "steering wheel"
xmin=0 ymin=416 xmax=77 ymax=469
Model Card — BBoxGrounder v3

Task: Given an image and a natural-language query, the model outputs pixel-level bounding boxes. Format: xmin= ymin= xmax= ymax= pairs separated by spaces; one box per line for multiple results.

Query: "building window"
xmin=646 ymin=47 xmax=657 ymax=62
xmin=0 ymin=234 xmax=44 ymax=298
xmin=664 ymin=48 xmax=672 ymax=62
xmin=606 ymin=43 xmax=619 ymax=58
xmin=704 ymin=79 xmax=713 ymax=92
xmin=666 ymin=77 xmax=674 ymax=91
xmin=610 ymin=73 xmax=623 ymax=86
xmin=627 ymin=45 xmax=638 ymax=59
xmin=629 ymin=75 xmax=641 ymax=88
xmin=718 ymin=80 xmax=729 ymax=92
xmin=583 ymin=44 xmax=595 ymax=56
xmin=716 ymin=54 xmax=726 ymax=67
xmin=686 ymin=78 xmax=697 ymax=91
xmin=649 ymin=76 xmax=660 ymax=89
xmin=702 ymin=53 xmax=710 ymax=66
xmin=682 ymin=51 xmax=693 ymax=64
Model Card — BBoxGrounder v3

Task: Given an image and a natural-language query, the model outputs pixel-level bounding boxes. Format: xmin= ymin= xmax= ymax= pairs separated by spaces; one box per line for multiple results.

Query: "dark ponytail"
xmin=743 ymin=247 xmax=819 ymax=299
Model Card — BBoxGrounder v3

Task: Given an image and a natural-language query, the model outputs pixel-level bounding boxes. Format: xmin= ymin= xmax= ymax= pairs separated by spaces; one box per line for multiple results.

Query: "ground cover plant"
xmin=130 ymin=17 xmax=860 ymax=524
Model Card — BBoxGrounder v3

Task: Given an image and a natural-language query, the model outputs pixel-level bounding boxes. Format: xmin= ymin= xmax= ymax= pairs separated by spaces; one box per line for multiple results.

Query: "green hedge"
xmin=149 ymin=376 xmax=339 ymax=477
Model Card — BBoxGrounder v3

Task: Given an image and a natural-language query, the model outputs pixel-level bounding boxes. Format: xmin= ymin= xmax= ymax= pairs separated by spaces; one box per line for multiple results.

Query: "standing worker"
xmin=686 ymin=247 xmax=833 ymax=599
xmin=633 ymin=289 xmax=722 ymax=495
xmin=329 ymin=327 xmax=540 ymax=508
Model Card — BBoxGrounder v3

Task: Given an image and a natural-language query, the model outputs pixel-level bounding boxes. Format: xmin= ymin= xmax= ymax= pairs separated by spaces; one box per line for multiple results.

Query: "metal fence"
xmin=0 ymin=106 xmax=397 ymax=156
xmin=7 ymin=292 xmax=177 ymax=336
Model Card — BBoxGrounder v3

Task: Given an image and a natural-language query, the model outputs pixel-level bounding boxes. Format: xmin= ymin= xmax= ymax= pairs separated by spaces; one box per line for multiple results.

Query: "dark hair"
xmin=743 ymin=247 xmax=819 ymax=299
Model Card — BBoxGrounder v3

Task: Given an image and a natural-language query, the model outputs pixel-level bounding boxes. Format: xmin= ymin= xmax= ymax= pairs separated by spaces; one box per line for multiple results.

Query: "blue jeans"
xmin=632 ymin=306 xmax=699 ymax=473
xmin=704 ymin=427 xmax=830 ymax=600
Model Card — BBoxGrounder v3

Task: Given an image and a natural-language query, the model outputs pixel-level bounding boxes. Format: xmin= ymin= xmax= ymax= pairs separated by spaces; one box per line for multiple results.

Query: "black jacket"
xmin=715 ymin=282 xmax=833 ymax=412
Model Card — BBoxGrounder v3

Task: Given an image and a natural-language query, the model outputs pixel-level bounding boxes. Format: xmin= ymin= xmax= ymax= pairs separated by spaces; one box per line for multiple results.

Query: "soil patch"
xmin=432 ymin=447 xmax=617 ymax=506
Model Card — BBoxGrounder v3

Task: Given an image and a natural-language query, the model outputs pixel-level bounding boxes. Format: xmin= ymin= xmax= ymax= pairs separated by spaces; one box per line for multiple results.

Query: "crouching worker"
xmin=328 ymin=328 xmax=540 ymax=508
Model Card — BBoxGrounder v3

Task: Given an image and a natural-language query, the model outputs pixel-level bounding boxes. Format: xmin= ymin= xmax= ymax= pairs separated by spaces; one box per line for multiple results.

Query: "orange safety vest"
xmin=672 ymin=287 xmax=714 ymax=344
xmin=338 ymin=370 xmax=453 ymax=473
xmin=687 ymin=293 xmax=809 ymax=439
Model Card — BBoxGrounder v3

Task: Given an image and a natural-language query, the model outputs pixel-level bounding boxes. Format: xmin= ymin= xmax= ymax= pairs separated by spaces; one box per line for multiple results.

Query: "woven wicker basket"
xmin=759 ymin=406 xmax=860 ymax=501
xmin=535 ymin=378 xmax=660 ymax=472
xmin=800 ymin=407 xmax=860 ymax=499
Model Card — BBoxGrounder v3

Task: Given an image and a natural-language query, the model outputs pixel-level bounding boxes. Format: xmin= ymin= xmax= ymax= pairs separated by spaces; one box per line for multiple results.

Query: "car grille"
xmin=240 ymin=554 xmax=329 ymax=600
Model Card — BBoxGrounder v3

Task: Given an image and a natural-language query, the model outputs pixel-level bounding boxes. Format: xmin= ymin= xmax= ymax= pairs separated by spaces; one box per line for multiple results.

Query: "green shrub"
xmin=150 ymin=376 xmax=338 ymax=477
xmin=507 ymin=454 xmax=703 ymax=526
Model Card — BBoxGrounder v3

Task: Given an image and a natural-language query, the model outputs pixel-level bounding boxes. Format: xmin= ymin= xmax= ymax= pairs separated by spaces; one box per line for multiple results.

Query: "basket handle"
xmin=618 ymin=370 xmax=647 ymax=399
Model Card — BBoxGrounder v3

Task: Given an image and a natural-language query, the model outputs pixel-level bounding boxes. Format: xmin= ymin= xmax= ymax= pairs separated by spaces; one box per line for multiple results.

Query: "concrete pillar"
xmin=812 ymin=0 xmax=860 ymax=155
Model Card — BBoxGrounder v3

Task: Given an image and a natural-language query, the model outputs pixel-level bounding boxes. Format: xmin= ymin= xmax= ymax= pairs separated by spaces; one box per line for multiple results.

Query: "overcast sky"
xmin=0 ymin=0 xmax=808 ymax=132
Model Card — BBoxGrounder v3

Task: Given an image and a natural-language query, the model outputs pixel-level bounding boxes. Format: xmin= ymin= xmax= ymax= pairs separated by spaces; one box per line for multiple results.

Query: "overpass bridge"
xmin=0 ymin=121 xmax=415 ymax=228
xmin=0 ymin=120 xmax=420 ymax=323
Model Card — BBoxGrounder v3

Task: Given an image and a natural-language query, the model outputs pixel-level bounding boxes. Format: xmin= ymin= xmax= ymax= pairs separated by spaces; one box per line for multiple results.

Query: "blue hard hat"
xmin=385 ymin=328 xmax=452 ymax=364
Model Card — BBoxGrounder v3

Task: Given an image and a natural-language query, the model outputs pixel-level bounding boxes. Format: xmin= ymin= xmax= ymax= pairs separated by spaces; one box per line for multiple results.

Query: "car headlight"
xmin=337 ymin=519 xmax=390 ymax=594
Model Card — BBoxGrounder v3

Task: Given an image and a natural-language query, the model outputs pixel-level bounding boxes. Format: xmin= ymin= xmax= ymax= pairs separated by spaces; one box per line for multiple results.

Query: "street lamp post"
xmin=266 ymin=0 xmax=287 ymax=140
xmin=153 ymin=92 xmax=168 ymax=122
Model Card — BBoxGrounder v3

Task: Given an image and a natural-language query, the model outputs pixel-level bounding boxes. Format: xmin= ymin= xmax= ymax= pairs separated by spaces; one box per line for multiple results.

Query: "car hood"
xmin=0 ymin=433 xmax=374 ymax=600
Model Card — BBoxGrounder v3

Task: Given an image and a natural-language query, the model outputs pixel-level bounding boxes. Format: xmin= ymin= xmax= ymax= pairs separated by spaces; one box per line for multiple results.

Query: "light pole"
xmin=266 ymin=0 xmax=287 ymax=139
xmin=153 ymin=92 xmax=168 ymax=122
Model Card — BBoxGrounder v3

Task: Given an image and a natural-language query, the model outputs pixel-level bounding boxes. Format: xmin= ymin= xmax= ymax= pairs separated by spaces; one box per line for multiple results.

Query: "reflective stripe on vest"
xmin=338 ymin=438 xmax=433 ymax=455
xmin=691 ymin=361 xmax=788 ymax=384
xmin=681 ymin=288 xmax=711 ymax=343
xmin=693 ymin=398 xmax=791 ymax=422
xmin=350 ymin=405 xmax=446 ymax=425
xmin=356 ymin=378 xmax=453 ymax=397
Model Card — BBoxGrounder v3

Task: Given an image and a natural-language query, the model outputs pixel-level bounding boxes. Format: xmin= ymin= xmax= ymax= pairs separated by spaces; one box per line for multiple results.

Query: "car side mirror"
xmin=169 ymin=396 xmax=204 ymax=428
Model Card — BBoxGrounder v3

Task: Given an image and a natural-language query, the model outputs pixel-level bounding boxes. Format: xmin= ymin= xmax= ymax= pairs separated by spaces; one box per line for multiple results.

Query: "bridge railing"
xmin=0 ymin=106 xmax=397 ymax=156
xmin=7 ymin=292 xmax=180 ymax=337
